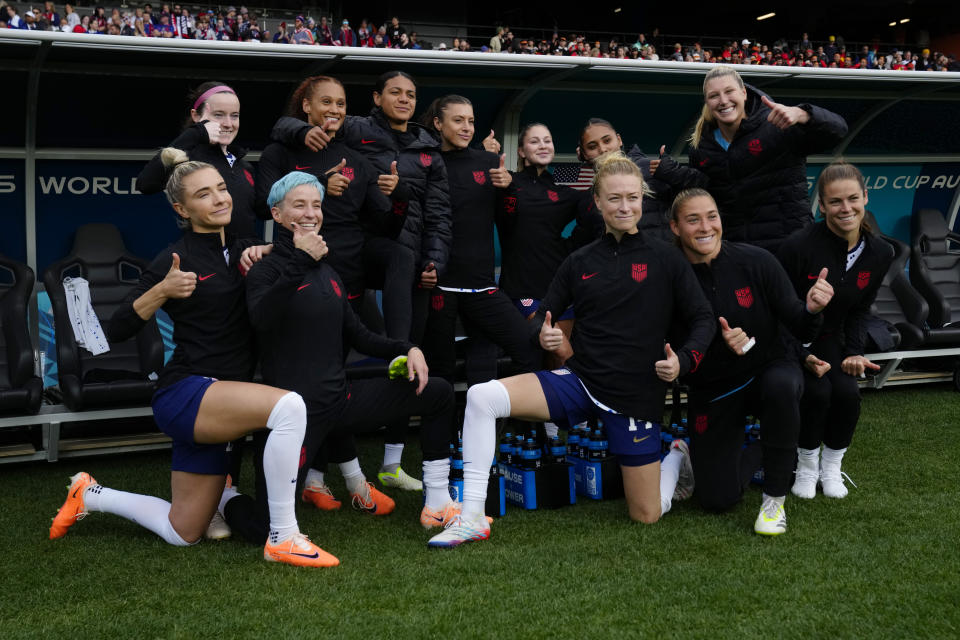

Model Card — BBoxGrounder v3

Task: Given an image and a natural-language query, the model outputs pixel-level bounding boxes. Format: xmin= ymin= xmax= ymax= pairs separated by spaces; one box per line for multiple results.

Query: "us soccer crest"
xmin=857 ymin=271 xmax=871 ymax=290
xmin=735 ymin=286 xmax=753 ymax=308
xmin=473 ymin=171 xmax=486 ymax=185
xmin=631 ymin=263 xmax=647 ymax=283
xmin=420 ymin=152 xmax=432 ymax=167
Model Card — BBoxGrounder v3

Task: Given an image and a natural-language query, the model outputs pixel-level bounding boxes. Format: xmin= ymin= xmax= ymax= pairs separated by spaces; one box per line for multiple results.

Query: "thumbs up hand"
xmin=761 ymin=94 xmax=810 ymax=129
xmin=806 ymin=267 xmax=834 ymax=314
xmin=655 ymin=342 xmax=680 ymax=382
xmin=162 ymin=252 xmax=197 ymax=299
xmin=378 ymin=160 xmax=400 ymax=195
xmin=303 ymin=122 xmax=332 ymax=152
xmin=649 ymin=144 xmax=667 ymax=174
xmin=482 ymin=129 xmax=501 ymax=154
xmin=539 ymin=310 xmax=564 ymax=351
xmin=324 ymin=158 xmax=350 ymax=196
xmin=292 ymin=222 xmax=328 ymax=261
xmin=489 ymin=153 xmax=512 ymax=188
xmin=718 ymin=316 xmax=755 ymax=355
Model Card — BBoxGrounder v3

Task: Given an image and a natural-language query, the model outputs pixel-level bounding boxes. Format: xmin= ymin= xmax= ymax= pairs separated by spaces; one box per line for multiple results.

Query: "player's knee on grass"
xmin=628 ymin=502 xmax=661 ymax=524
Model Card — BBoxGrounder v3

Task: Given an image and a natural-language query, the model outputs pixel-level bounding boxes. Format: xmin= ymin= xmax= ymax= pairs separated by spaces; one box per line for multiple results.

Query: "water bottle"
xmin=677 ymin=418 xmax=688 ymax=438
xmin=549 ymin=436 xmax=566 ymax=464
xmin=451 ymin=437 xmax=464 ymax=480
xmin=579 ymin=425 xmax=590 ymax=459
xmin=597 ymin=425 xmax=608 ymax=459
xmin=567 ymin=428 xmax=580 ymax=456
xmin=500 ymin=432 xmax=513 ymax=465
xmin=520 ymin=437 xmax=539 ymax=470
xmin=514 ymin=433 xmax=525 ymax=465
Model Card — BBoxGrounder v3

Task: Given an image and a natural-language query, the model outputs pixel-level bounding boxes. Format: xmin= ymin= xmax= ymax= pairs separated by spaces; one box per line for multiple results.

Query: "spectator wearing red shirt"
xmin=335 ymin=20 xmax=357 ymax=46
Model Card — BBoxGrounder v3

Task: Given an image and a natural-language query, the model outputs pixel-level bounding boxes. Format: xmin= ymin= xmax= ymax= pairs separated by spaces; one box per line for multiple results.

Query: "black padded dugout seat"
xmin=908 ymin=208 xmax=960 ymax=345
xmin=863 ymin=215 xmax=927 ymax=350
xmin=0 ymin=255 xmax=43 ymax=414
xmin=42 ymin=224 xmax=164 ymax=410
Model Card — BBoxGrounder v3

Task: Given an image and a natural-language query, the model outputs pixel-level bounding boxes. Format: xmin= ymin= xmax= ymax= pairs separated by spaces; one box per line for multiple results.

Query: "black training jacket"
xmin=272 ymin=108 xmax=452 ymax=275
xmin=497 ymin=165 xmax=586 ymax=299
xmin=534 ymin=232 xmax=716 ymax=420
xmin=256 ymin=135 xmax=406 ymax=289
xmin=246 ymin=226 xmax=413 ymax=413
xmin=778 ymin=221 xmax=894 ymax=359
xmin=688 ymin=85 xmax=848 ymax=253
xmin=137 ymin=122 xmax=258 ymax=240
xmin=683 ymin=241 xmax=823 ymax=394
xmin=108 ymin=229 xmax=259 ymax=389
xmin=440 ymin=147 xmax=501 ymax=290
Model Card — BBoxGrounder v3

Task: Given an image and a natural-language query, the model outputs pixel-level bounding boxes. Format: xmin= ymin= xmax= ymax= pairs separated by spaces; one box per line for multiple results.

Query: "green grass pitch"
xmin=2 ymin=386 xmax=958 ymax=638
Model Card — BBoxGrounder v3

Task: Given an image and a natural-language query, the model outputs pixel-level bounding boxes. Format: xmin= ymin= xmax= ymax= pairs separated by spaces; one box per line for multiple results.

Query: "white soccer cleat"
xmin=205 ymin=511 xmax=232 ymax=540
xmin=754 ymin=496 xmax=787 ymax=536
xmin=670 ymin=439 xmax=695 ymax=501
xmin=377 ymin=466 xmax=423 ymax=491
xmin=427 ymin=514 xmax=491 ymax=548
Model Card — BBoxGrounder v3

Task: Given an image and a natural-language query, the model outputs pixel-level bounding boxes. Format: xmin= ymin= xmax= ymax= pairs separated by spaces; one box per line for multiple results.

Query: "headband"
xmin=193 ymin=85 xmax=236 ymax=111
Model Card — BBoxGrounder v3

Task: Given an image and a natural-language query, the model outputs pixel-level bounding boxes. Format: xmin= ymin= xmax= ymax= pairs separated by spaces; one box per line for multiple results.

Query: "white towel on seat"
xmin=63 ymin=276 xmax=110 ymax=355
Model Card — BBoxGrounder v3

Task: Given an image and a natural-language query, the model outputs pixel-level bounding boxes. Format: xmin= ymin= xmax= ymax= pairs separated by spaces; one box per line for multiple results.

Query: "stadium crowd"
xmin=2 ymin=1 xmax=957 ymax=72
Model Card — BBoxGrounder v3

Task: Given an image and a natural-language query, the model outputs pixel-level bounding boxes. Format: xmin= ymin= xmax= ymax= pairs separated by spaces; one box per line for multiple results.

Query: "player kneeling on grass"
xmin=428 ymin=152 xmax=716 ymax=548
xmin=666 ymin=188 xmax=834 ymax=535
xmin=49 ymin=150 xmax=335 ymax=568
xmin=233 ymin=171 xmax=460 ymax=536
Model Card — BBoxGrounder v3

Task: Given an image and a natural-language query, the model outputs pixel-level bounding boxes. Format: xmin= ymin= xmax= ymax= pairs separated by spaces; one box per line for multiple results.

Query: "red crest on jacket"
xmin=631 ymin=263 xmax=647 ymax=283
xmin=503 ymin=196 xmax=518 ymax=213
xmin=341 ymin=166 xmax=354 ymax=181
xmin=420 ymin=152 xmax=432 ymax=167
xmin=735 ymin=286 xmax=753 ymax=308
xmin=695 ymin=414 xmax=708 ymax=434
xmin=330 ymin=279 xmax=341 ymax=298
xmin=431 ymin=293 xmax=444 ymax=311
xmin=748 ymin=139 xmax=763 ymax=156
xmin=392 ymin=201 xmax=407 ymax=216
xmin=857 ymin=271 xmax=871 ymax=290
xmin=547 ymin=190 xmax=559 ymax=202
xmin=473 ymin=170 xmax=486 ymax=185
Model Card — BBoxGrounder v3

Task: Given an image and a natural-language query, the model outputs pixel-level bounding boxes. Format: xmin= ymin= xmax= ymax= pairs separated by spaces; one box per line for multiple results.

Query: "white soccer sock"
xmin=422 ymin=458 xmax=452 ymax=510
xmin=544 ymin=422 xmax=559 ymax=439
xmin=659 ymin=449 xmax=682 ymax=516
xmin=304 ymin=468 xmax=325 ymax=488
xmin=218 ymin=485 xmax=240 ymax=515
xmin=339 ymin=458 xmax=366 ymax=494
xmin=382 ymin=443 xmax=404 ymax=470
xmin=821 ymin=446 xmax=847 ymax=468
xmin=84 ymin=484 xmax=192 ymax=546
xmin=462 ymin=380 xmax=510 ymax=519
xmin=263 ymin=392 xmax=307 ymax=544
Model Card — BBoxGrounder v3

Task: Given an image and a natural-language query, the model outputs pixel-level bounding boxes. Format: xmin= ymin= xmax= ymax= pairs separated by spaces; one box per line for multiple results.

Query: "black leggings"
xmin=362 ymin=235 xmax=429 ymax=343
xmin=225 ymin=376 xmax=454 ymax=545
xmin=799 ymin=339 xmax=861 ymax=450
xmin=421 ymin=288 xmax=541 ymax=386
xmin=687 ymin=359 xmax=804 ymax=510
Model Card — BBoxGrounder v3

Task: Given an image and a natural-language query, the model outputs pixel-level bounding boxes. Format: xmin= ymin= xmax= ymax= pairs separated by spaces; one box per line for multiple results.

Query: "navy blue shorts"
xmin=534 ymin=368 xmax=660 ymax=467
xmin=512 ymin=298 xmax=575 ymax=321
xmin=152 ymin=375 xmax=231 ymax=475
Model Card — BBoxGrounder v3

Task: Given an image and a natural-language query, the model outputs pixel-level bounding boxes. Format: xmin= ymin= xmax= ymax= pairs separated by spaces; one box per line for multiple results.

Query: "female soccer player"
xmin=243 ymin=172 xmax=461 ymax=529
xmin=778 ymin=163 xmax=893 ymax=499
xmin=257 ymin=75 xmax=406 ymax=312
xmin=497 ymin=122 xmax=585 ymax=364
xmin=49 ymin=150 xmax=335 ymax=568
xmin=271 ymin=71 xmax=451 ymax=489
xmin=666 ymin=188 xmax=833 ymax=535
xmin=416 ymin=95 xmax=540 ymax=385
xmin=138 ymin=82 xmax=258 ymax=240
xmin=688 ymin=65 xmax=848 ymax=253
xmin=428 ymin=152 xmax=716 ymax=548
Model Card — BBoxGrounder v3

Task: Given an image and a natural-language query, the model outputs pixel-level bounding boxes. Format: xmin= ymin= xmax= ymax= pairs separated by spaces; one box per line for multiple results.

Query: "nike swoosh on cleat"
xmin=198 ymin=274 xmax=216 ymax=281
xmin=290 ymin=551 xmax=320 ymax=559
xmin=581 ymin=272 xmax=598 ymax=280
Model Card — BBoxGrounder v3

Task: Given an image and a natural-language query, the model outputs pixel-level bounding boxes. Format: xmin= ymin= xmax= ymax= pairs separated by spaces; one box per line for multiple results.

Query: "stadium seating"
xmin=0 ymin=255 xmax=43 ymax=414
xmin=909 ymin=208 xmax=960 ymax=334
xmin=42 ymin=224 xmax=164 ymax=411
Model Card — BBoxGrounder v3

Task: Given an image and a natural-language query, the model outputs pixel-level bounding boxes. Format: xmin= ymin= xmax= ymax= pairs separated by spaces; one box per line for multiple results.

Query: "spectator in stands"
xmin=357 ymin=18 xmax=371 ymax=45
xmin=688 ymin=65 xmax=848 ymax=254
xmin=315 ymin=16 xmax=332 ymax=45
xmin=63 ymin=3 xmax=79 ymax=29
xmin=271 ymin=21 xmax=289 ymax=43
xmin=21 ymin=10 xmax=40 ymax=30
xmin=92 ymin=6 xmax=107 ymax=30
xmin=41 ymin=1 xmax=59 ymax=29
xmin=388 ymin=16 xmax=404 ymax=43
xmin=174 ymin=8 xmax=193 ymax=39
xmin=291 ymin=15 xmax=314 ymax=45
xmin=489 ymin=26 xmax=504 ymax=52
xmin=153 ymin=13 xmax=175 ymax=37
xmin=334 ymin=19 xmax=356 ymax=46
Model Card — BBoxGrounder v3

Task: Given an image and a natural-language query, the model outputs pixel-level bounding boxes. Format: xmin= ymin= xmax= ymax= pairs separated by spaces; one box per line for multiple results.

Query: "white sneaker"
xmin=791 ymin=448 xmax=819 ymax=499
xmin=754 ymin=496 xmax=787 ymax=536
xmin=427 ymin=514 xmax=491 ymax=548
xmin=820 ymin=448 xmax=856 ymax=498
xmin=205 ymin=511 xmax=231 ymax=540
xmin=670 ymin=439 xmax=695 ymax=501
